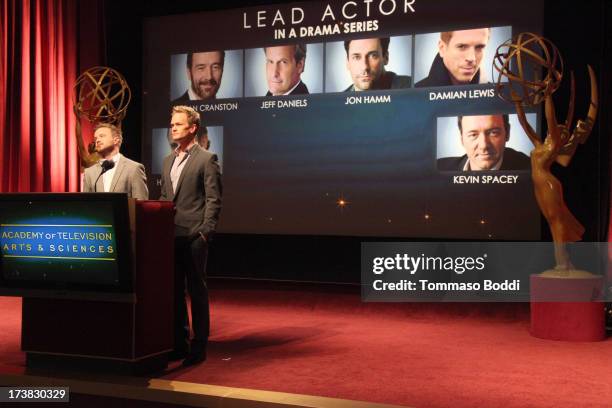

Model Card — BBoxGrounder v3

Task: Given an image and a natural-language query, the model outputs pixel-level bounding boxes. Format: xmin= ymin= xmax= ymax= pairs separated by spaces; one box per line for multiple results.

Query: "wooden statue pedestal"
xmin=530 ymin=274 xmax=605 ymax=342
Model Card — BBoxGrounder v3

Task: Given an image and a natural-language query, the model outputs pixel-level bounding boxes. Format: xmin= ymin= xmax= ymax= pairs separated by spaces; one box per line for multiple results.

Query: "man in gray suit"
xmin=82 ymin=123 xmax=149 ymax=199
xmin=160 ymin=105 xmax=222 ymax=366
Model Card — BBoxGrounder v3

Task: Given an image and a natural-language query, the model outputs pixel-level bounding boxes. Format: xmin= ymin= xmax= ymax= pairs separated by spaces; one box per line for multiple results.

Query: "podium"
xmin=0 ymin=195 xmax=175 ymax=374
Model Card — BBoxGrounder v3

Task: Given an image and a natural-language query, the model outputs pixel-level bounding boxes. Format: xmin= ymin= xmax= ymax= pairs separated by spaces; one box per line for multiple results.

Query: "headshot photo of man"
xmin=196 ymin=126 xmax=211 ymax=150
xmin=244 ymin=43 xmax=323 ymax=97
xmin=170 ymin=50 xmax=243 ymax=102
xmin=414 ymin=27 xmax=511 ymax=88
xmin=264 ymin=44 xmax=309 ymax=96
xmin=324 ymin=35 xmax=411 ymax=93
xmin=437 ymin=114 xmax=531 ymax=171
xmin=344 ymin=37 xmax=411 ymax=91
xmin=172 ymin=51 xmax=224 ymax=104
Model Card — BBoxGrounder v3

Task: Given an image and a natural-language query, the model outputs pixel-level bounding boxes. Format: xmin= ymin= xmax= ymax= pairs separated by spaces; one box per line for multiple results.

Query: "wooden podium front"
xmin=21 ymin=199 xmax=175 ymax=374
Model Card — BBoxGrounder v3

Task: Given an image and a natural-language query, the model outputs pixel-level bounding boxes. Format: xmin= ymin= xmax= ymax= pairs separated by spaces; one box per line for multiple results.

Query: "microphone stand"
xmin=93 ymin=160 xmax=115 ymax=192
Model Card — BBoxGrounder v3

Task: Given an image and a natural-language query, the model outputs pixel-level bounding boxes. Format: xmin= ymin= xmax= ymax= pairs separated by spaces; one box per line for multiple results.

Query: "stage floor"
xmin=1 ymin=280 xmax=611 ymax=407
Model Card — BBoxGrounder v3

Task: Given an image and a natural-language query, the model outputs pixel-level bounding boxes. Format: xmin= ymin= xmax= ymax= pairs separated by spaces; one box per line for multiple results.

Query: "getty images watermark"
xmin=371 ymin=252 xmax=519 ymax=292
xmin=361 ymin=242 xmax=609 ymax=302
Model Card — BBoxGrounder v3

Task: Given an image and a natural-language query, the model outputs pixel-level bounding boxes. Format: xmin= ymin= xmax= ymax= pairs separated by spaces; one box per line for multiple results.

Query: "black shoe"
xmin=182 ymin=351 xmax=206 ymax=366
xmin=168 ymin=350 xmax=187 ymax=361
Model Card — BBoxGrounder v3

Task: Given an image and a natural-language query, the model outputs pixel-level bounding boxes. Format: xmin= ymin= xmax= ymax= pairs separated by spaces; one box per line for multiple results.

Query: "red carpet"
xmin=1 ymin=282 xmax=611 ymax=407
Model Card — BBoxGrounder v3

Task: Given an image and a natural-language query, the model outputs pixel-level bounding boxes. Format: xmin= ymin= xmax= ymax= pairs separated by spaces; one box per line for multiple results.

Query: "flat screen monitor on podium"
xmin=0 ymin=193 xmax=133 ymax=300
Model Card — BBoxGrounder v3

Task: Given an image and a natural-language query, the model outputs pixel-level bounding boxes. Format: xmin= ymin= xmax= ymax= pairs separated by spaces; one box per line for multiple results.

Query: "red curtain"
xmin=0 ymin=0 xmax=78 ymax=192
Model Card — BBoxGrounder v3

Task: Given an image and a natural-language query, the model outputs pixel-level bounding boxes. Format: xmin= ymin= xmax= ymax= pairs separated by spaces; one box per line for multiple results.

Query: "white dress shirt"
xmin=101 ymin=153 xmax=121 ymax=192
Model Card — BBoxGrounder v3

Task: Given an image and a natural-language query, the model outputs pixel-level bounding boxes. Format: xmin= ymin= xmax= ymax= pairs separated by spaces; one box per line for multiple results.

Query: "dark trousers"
xmin=173 ymin=235 xmax=209 ymax=353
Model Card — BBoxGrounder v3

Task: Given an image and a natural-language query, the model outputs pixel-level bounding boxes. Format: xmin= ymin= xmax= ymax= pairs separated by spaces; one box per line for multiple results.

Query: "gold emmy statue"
xmin=73 ymin=66 xmax=132 ymax=168
xmin=493 ymin=32 xmax=598 ymax=277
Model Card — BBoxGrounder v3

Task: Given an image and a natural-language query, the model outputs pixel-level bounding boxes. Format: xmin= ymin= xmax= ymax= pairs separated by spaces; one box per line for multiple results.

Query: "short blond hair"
xmin=94 ymin=122 xmax=123 ymax=145
xmin=171 ymin=105 xmax=200 ymax=129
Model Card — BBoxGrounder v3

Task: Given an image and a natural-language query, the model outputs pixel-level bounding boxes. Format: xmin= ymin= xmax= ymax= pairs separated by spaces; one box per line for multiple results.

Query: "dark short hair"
xmin=186 ymin=51 xmax=226 ymax=69
xmin=344 ymin=37 xmax=390 ymax=58
xmin=441 ymin=28 xmax=490 ymax=44
xmin=458 ymin=114 xmax=510 ymax=136
xmin=196 ymin=127 xmax=210 ymax=149
xmin=196 ymin=126 xmax=208 ymax=140
xmin=263 ymin=43 xmax=307 ymax=64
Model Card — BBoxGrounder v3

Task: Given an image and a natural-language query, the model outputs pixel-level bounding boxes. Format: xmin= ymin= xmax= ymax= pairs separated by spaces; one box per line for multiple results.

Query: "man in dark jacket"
xmin=172 ymin=51 xmax=225 ymax=104
xmin=264 ymin=44 xmax=309 ymax=96
xmin=344 ymin=37 xmax=411 ymax=91
xmin=416 ymin=28 xmax=489 ymax=88
xmin=437 ymin=114 xmax=530 ymax=171
xmin=160 ymin=105 xmax=222 ymax=366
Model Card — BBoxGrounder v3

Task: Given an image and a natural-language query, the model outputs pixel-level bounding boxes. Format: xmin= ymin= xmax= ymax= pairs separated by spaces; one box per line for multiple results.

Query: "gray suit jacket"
xmin=159 ymin=144 xmax=222 ymax=239
xmin=83 ymin=154 xmax=149 ymax=200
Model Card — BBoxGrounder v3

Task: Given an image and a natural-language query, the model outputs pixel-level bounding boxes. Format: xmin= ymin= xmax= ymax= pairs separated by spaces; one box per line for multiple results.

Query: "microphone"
xmin=94 ymin=160 xmax=115 ymax=192
xmin=101 ymin=160 xmax=115 ymax=172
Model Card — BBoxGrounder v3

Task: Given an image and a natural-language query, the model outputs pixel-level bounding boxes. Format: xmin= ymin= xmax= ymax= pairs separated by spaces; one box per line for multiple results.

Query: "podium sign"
xmin=0 ymin=193 xmax=132 ymax=296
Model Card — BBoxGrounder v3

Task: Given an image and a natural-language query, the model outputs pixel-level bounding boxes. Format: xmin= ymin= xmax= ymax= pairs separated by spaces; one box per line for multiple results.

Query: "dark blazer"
xmin=171 ymin=91 xmax=190 ymax=106
xmin=82 ymin=155 xmax=149 ymax=199
xmin=415 ymin=54 xmax=481 ymax=88
xmin=437 ymin=147 xmax=531 ymax=171
xmin=344 ymin=71 xmax=411 ymax=91
xmin=160 ymin=144 xmax=222 ymax=238
xmin=265 ymin=80 xmax=309 ymax=96
xmin=171 ymin=91 xmax=217 ymax=106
